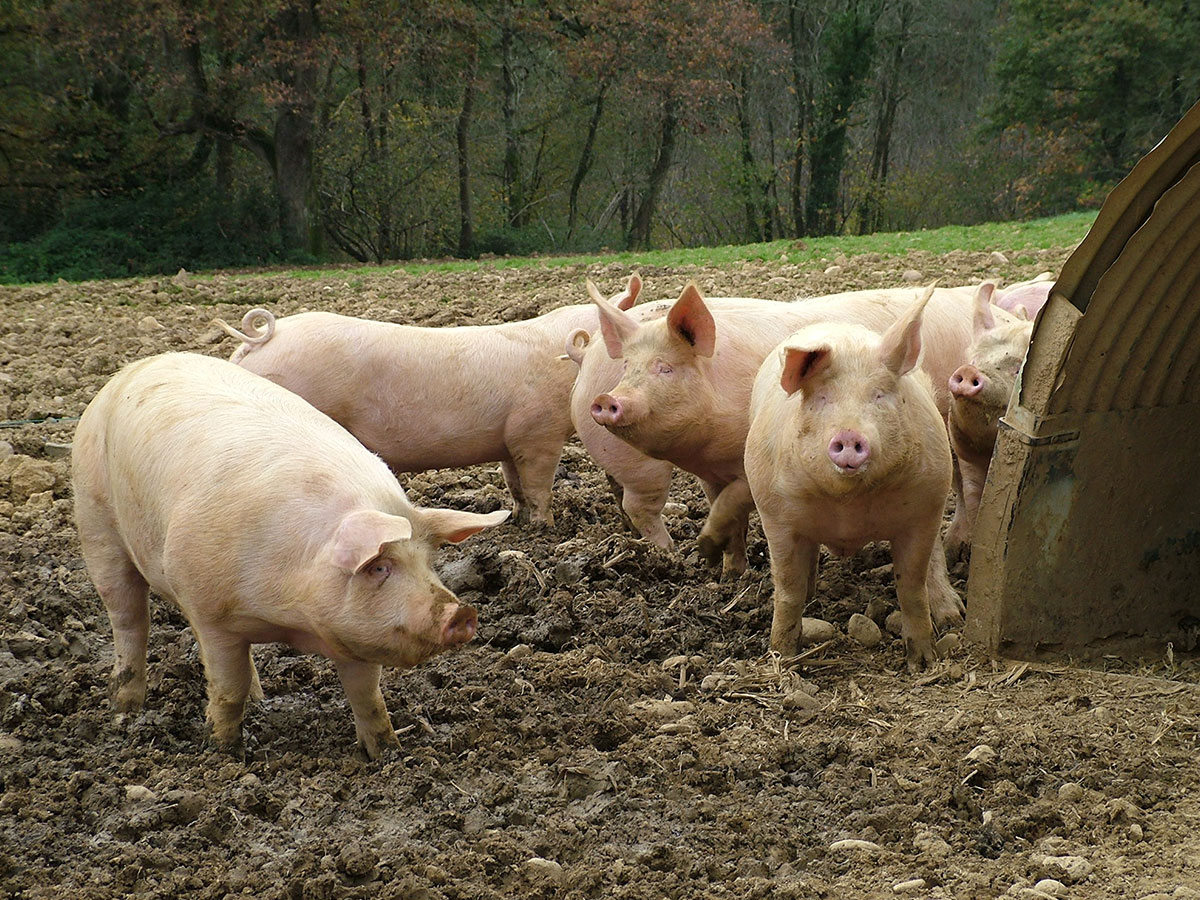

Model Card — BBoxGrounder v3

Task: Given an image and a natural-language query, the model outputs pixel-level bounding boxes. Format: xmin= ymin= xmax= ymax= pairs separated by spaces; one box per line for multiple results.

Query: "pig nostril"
xmin=443 ymin=605 xmax=478 ymax=645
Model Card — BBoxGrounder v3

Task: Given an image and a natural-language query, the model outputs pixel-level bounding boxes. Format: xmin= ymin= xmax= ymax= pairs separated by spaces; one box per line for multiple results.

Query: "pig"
xmin=213 ymin=287 xmax=638 ymax=528
xmin=992 ymin=273 xmax=1054 ymax=320
xmin=744 ymin=285 xmax=962 ymax=670
xmin=564 ymin=277 xmax=678 ymax=550
xmin=72 ymin=352 xmax=509 ymax=759
xmin=586 ymin=281 xmax=983 ymax=576
xmin=944 ymin=282 xmax=1035 ymax=562
xmin=564 ymin=277 xmax=781 ymax=551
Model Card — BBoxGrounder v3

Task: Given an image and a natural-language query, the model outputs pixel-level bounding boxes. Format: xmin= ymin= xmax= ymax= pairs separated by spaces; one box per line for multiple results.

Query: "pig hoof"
xmin=696 ymin=533 xmax=725 ymax=568
xmin=110 ymin=693 xmax=145 ymax=715
xmin=359 ymin=729 xmax=401 ymax=762
xmin=904 ymin=638 xmax=939 ymax=673
xmin=931 ymin=600 xmax=965 ymax=627
xmin=720 ymin=554 xmax=747 ymax=580
xmin=110 ymin=669 xmax=147 ymax=712
xmin=205 ymin=731 xmax=246 ymax=761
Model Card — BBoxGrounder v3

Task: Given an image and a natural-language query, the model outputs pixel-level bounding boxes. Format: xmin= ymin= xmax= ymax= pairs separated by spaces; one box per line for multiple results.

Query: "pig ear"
xmin=613 ymin=272 xmax=642 ymax=310
xmin=780 ymin=344 xmax=833 ymax=396
xmin=666 ymin=283 xmax=716 ymax=357
xmin=587 ymin=280 xmax=640 ymax=358
xmin=1010 ymin=304 xmax=1030 ymax=321
xmin=330 ymin=510 xmax=413 ymax=574
xmin=880 ymin=282 xmax=936 ymax=376
xmin=973 ymin=282 xmax=997 ymax=336
xmin=422 ymin=508 xmax=511 ymax=545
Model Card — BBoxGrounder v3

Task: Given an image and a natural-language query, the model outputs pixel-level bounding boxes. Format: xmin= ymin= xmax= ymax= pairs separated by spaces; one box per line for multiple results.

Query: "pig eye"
xmin=364 ymin=559 xmax=392 ymax=581
xmin=652 ymin=359 xmax=673 ymax=375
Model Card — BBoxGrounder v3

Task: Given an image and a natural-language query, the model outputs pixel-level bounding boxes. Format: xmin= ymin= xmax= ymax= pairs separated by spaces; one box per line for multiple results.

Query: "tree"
xmin=317 ymin=1 xmax=474 ymax=261
xmin=992 ymin=0 xmax=1200 ymax=200
xmin=802 ymin=0 xmax=880 ymax=236
xmin=565 ymin=0 xmax=772 ymax=250
xmin=36 ymin=0 xmax=329 ymax=255
xmin=857 ymin=0 xmax=912 ymax=235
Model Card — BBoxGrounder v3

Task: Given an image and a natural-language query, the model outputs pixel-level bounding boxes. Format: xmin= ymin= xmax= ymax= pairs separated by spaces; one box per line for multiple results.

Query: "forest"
xmin=1 ymin=0 xmax=1198 ymax=281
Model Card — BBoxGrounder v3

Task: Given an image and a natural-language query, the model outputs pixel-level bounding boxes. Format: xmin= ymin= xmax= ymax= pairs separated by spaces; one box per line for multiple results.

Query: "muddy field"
xmin=1 ymin=247 xmax=1198 ymax=900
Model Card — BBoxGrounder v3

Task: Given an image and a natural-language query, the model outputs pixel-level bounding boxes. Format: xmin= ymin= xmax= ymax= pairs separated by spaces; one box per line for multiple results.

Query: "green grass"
xmin=3 ymin=211 xmax=1098 ymax=286
xmin=271 ymin=211 xmax=1098 ymax=281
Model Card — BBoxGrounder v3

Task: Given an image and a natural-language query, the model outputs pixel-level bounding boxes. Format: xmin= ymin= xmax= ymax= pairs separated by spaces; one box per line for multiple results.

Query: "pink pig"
xmin=565 ymin=276 xmax=678 ymax=550
xmin=944 ymin=282 xmax=1034 ymax=561
xmin=215 ymin=290 xmax=636 ymax=527
xmin=72 ymin=352 xmax=509 ymax=759
xmin=745 ymin=285 xmax=961 ymax=670
xmin=586 ymin=281 xmax=979 ymax=576
xmin=992 ymin=273 xmax=1054 ymax=320
xmin=565 ymin=276 xmax=776 ymax=551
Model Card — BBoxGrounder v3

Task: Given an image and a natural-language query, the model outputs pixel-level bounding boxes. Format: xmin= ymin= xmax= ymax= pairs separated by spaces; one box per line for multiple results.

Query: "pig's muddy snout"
xmin=828 ymin=429 xmax=870 ymax=473
xmin=950 ymin=365 xmax=986 ymax=399
xmin=441 ymin=603 xmax=478 ymax=646
xmin=591 ymin=393 xmax=626 ymax=427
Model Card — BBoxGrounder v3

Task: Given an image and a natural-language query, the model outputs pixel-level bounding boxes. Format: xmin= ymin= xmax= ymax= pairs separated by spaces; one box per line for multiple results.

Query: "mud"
xmin=1 ymin=248 xmax=1197 ymax=900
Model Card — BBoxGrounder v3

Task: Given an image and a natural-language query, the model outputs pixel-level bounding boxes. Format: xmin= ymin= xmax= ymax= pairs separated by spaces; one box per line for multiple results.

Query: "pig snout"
xmin=591 ymin=393 xmax=628 ymax=427
xmin=828 ymin=430 xmax=870 ymax=472
xmin=949 ymin=365 xmax=987 ymax=399
xmin=441 ymin=603 xmax=478 ymax=646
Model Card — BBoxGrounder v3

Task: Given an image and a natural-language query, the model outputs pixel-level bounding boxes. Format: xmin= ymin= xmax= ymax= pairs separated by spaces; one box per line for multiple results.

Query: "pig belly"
xmin=373 ymin=417 xmax=513 ymax=471
xmin=786 ymin=488 xmax=930 ymax=556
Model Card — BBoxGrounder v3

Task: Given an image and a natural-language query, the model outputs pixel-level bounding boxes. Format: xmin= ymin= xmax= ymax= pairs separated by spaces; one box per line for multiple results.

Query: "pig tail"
xmin=562 ymin=328 xmax=591 ymax=364
xmin=212 ymin=308 xmax=276 ymax=346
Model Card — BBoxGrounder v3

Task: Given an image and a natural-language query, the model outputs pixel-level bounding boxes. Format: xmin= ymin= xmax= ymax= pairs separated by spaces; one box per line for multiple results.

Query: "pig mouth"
xmin=387 ymin=631 xmax=448 ymax=667
xmin=831 ymin=462 xmax=869 ymax=477
xmin=334 ymin=630 xmax=446 ymax=669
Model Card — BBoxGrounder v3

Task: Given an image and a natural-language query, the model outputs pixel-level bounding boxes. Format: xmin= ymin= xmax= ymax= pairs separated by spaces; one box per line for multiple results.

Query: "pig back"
xmin=787 ymin=286 xmax=977 ymax=418
xmin=75 ymin=352 xmax=406 ymax=593
xmin=234 ymin=309 xmax=591 ymax=471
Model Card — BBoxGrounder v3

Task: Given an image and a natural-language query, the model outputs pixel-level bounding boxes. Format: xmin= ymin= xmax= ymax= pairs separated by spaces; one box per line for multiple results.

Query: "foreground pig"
xmin=586 ymin=281 xmax=979 ymax=575
xmin=72 ymin=352 xmax=509 ymax=758
xmin=944 ymin=282 xmax=1034 ymax=561
xmin=214 ymin=287 xmax=637 ymax=527
xmin=745 ymin=286 xmax=962 ymax=669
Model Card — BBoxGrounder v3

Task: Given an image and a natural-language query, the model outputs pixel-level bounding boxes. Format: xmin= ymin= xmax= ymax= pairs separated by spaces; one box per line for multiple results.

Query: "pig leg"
xmin=620 ymin=477 xmax=676 ymax=551
xmin=586 ymin=426 xmax=675 ymax=548
xmin=604 ymin=473 xmax=637 ymax=531
xmin=498 ymin=460 xmax=531 ymax=524
xmin=506 ymin=445 xmax=563 ymax=527
xmin=86 ymin=544 xmax=152 ymax=714
xmin=889 ymin=524 xmax=940 ymax=672
xmin=192 ymin=628 xmax=255 ymax=752
xmin=248 ymin=655 xmax=265 ymax=703
xmin=927 ymin=533 xmax=965 ymax=626
xmin=697 ymin=479 xmax=753 ymax=576
xmin=944 ymin=459 xmax=970 ymax=564
xmin=762 ymin=525 xmax=820 ymax=657
xmin=945 ymin=450 xmax=988 ymax=564
xmin=335 ymin=660 xmax=399 ymax=760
